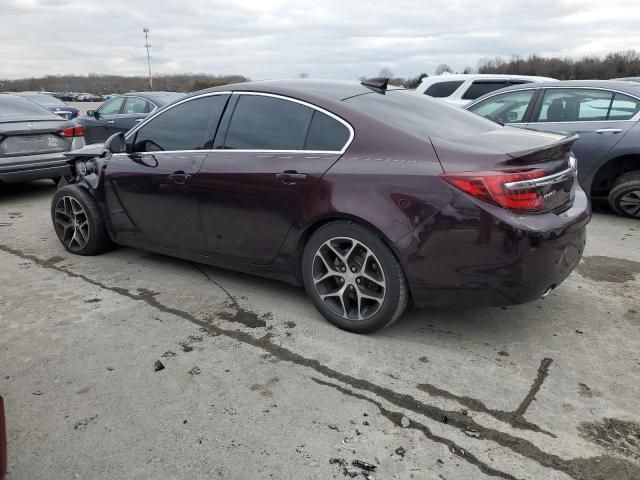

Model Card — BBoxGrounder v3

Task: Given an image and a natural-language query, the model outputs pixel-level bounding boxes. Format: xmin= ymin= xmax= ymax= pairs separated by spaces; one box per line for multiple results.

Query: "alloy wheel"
xmin=54 ymin=196 xmax=90 ymax=251
xmin=312 ymin=237 xmax=386 ymax=321
xmin=619 ymin=190 xmax=640 ymax=218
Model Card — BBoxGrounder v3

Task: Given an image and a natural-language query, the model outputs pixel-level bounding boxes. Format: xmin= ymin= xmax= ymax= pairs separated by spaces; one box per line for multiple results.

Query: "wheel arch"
xmin=588 ymin=154 xmax=640 ymax=197
xmin=293 ymin=213 xmax=413 ymax=306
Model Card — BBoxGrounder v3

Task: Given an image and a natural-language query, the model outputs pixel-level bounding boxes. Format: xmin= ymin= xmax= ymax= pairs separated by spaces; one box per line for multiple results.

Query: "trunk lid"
xmin=0 ymin=119 xmax=72 ymax=157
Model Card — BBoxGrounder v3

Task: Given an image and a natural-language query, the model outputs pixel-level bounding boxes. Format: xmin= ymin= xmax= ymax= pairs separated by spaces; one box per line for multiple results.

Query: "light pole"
xmin=143 ymin=27 xmax=153 ymax=90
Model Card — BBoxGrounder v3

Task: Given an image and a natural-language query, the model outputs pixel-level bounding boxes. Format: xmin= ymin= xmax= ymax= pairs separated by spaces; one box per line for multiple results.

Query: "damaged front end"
xmin=61 ymin=141 xmax=111 ymax=189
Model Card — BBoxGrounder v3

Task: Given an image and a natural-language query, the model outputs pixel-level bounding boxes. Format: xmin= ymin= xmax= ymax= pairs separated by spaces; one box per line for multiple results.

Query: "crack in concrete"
xmin=311 ymin=377 xmax=520 ymax=480
xmin=2 ymin=243 xmax=639 ymax=480
xmin=417 ymin=358 xmax=556 ymax=437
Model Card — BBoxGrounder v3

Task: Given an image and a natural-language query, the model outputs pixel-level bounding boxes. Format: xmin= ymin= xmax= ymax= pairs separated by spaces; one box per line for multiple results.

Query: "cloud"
xmin=1 ymin=0 xmax=639 ymax=79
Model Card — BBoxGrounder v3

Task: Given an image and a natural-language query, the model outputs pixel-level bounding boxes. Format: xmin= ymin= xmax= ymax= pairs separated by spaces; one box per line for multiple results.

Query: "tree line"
xmin=477 ymin=50 xmax=640 ymax=79
xmin=1 ymin=50 xmax=638 ymax=94
xmin=0 ymin=73 xmax=249 ymax=94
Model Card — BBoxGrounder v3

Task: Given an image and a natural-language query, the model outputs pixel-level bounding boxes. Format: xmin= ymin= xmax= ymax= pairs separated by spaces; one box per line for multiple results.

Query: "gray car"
xmin=466 ymin=80 xmax=640 ymax=218
xmin=75 ymin=91 xmax=184 ymax=144
xmin=0 ymin=95 xmax=85 ymax=184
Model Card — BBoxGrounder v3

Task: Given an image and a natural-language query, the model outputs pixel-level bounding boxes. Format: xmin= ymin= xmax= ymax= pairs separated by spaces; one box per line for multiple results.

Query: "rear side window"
xmin=424 ymin=81 xmax=464 ymax=98
xmin=462 ymin=81 xmax=509 ymax=100
xmin=133 ymin=95 xmax=227 ymax=152
xmin=608 ymin=93 xmax=640 ymax=120
xmin=225 ymin=95 xmax=313 ymax=150
xmin=0 ymin=96 xmax=56 ymax=118
xmin=304 ymin=111 xmax=350 ymax=151
xmin=345 ymin=90 xmax=498 ymax=140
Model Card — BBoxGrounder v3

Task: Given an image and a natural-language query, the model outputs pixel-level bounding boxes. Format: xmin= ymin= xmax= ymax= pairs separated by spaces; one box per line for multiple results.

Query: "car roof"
xmin=122 ymin=91 xmax=182 ymax=100
xmin=184 ymin=79 xmax=403 ymax=104
xmin=419 ymin=73 xmax=556 ymax=84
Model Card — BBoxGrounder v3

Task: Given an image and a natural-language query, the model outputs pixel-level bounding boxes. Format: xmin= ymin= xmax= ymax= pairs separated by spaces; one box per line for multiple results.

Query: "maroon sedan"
xmin=50 ymin=79 xmax=590 ymax=333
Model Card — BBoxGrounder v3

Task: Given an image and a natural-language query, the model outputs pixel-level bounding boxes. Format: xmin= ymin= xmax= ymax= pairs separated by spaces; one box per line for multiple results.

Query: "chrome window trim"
xmin=124 ymin=90 xmax=354 ymax=155
xmin=504 ymin=155 xmax=577 ymax=190
xmin=468 ymin=86 xmax=640 ymax=123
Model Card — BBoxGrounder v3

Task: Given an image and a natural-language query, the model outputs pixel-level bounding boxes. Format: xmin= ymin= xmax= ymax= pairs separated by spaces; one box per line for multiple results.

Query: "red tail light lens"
xmin=60 ymin=125 xmax=85 ymax=137
xmin=441 ymin=169 xmax=550 ymax=211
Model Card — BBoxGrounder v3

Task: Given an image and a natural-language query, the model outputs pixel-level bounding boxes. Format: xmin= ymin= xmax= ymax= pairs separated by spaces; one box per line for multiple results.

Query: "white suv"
xmin=416 ymin=73 xmax=556 ymax=107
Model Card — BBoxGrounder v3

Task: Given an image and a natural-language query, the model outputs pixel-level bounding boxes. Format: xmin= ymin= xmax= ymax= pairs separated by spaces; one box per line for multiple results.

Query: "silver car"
xmin=466 ymin=80 xmax=640 ymax=218
xmin=0 ymin=95 xmax=85 ymax=183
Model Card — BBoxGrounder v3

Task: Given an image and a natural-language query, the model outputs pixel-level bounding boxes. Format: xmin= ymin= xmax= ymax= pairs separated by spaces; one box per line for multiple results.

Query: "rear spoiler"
xmin=504 ymin=133 xmax=579 ymax=165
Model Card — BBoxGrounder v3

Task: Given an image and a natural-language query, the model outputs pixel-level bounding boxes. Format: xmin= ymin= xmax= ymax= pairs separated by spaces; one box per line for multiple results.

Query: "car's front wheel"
xmin=51 ymin=184 xmax=115 ymax=255
xmin=302 ymin=221 xmax=408 ymax=333
xmin=609 ymin=171 xmax=640 ymax=219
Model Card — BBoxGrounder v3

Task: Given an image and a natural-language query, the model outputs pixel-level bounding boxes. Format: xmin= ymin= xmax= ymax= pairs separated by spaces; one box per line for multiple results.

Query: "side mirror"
xmin=104 ymin=132 xmax=127 ymax=154
xmin=86 ymin=109 xmax=99 ymax=119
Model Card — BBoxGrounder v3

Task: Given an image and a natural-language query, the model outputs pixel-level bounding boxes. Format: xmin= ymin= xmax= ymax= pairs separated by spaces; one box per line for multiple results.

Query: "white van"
xmin=416 ymin=73 xmax=556 ymax=107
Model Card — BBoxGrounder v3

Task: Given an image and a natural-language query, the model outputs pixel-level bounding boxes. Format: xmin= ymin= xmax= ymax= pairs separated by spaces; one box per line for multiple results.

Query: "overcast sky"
xmin=1 ymin=0 xmax=639 ymax=80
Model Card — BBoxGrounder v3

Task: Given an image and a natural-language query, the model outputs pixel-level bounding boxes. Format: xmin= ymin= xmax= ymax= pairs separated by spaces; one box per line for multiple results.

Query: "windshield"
xmin=0 ymin=96 xmax=58 ymax=119
xmin=344 ymin=89 xmax=500 ymax=140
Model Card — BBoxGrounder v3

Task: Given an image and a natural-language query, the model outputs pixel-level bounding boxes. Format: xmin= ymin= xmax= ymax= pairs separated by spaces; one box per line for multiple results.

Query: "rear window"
xmin=424 ymin=81 xmax=464 ymax=98
xmin=0 ymin=96 xmax=57 ymax=118
xmin=345 ymin=90 xmax=499 ymax=140
xmin=462 ymin=81 xmax=509 ymax=100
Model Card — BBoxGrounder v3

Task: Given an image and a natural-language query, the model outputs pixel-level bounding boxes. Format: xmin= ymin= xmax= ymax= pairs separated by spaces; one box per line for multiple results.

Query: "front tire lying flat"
xmin=51 ymin=184 xmax=114 ymax=255
xmin=302 ymin=221 xmax=408 ymax=333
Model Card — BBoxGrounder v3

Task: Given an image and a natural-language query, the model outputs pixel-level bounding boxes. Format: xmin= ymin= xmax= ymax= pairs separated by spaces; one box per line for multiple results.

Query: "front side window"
xmin=304 ymin=111 xmax=350 ymax=151
xmin=468 ymin=90 xmax=536 ymax=123
xmin=462 ymin=81 xmax=509 ymax=100
xmin=424 ymin=81 xmax=464 ymax=98
xmin=225 ymin=95 xmax=313 ymax=150
xmin=123 ymin=97 xmax=152 ymax=115
xmin=98 ymin=98 xmax=124 ymax=116
xmin=133 ymin=95 xmax=228 ymax=152
xmin=608 ymin=93 xmax=640 ymax=120
xmin=537 ymin=89 xmax=614 ymax=122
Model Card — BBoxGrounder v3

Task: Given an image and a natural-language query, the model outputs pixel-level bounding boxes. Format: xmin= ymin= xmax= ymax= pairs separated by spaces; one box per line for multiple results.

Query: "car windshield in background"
xmin=0 ymin=96 xmax=57 ymax=119
xmin=344 ymin=89 xmax=499 ymax=139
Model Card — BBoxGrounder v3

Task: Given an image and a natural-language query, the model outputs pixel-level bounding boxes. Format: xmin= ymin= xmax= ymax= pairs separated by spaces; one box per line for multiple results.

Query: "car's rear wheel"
xmin=51 ymin=184 xmax=114 ymax=255
xmin=608 ymin=171 xmax=640 ymax=219
xmin=302 ymin=221 xmax=407 ymax=333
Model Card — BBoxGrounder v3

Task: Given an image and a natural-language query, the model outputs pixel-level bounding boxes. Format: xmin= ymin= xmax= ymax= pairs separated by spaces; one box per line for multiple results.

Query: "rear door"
xmin=193 ymin=93 xmax=352 ymax=264
xmin=105 ymin=94 xmax=229 ymax=252
xmin=114 ymin=97 xmax=154 ymax=133
xmin=526 ymin=88 xmax=640 ymax=182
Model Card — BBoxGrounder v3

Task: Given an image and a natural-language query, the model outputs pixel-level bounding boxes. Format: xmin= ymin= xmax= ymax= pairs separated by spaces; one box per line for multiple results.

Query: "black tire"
xmin=302 ymin=221 xmax=408 ymax=333
xmin=51 ymin=184 xmax=115 ymax=255
xmin=608 ymin=171 xmax=640 ymax=219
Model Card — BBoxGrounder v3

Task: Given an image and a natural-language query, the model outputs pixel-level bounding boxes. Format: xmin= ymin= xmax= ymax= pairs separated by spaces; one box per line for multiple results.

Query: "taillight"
xmin=441 ymin=169 xmax=550 ymax=212
xmin=60 ymin=125 xmax=85 ymax=137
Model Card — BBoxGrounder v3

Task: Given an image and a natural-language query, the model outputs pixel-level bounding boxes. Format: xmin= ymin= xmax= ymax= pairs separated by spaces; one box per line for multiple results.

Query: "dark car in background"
xmin=466 ymin=80 xmax=640 ymax=218
xmin=15 ymin=93 xmax=79 ymax=119
xmin=75 ymin=92 xmax=184 ymax=144
xmin=52 ymin=79 xmax=589 ymax=333
xmin=0 ymin=95 xmax=85 ymax=183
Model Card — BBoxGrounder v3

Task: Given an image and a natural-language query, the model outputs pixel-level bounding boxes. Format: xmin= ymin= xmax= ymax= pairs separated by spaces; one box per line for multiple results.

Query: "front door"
xmin=84 ymin=97 xmax=124 ymax=144
xmin=192 ymin=93 xmax=351 ymax=264
xmin=104 ymin=93 xmax=230 ymax=252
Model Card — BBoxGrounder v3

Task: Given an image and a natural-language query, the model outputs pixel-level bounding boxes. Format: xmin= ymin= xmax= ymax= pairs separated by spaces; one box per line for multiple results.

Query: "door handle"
xmin=595 ymin=128 xmax=622 ymax=134
xmin=107 ymin=120 xmax=115 ymax=125
xmin=168 ymin=172 xmax=191 ymax=185
xmin=276 ymin=170 xmax=307 ymax=184
xmin=135 ymin=119 xmax=143 ymax=123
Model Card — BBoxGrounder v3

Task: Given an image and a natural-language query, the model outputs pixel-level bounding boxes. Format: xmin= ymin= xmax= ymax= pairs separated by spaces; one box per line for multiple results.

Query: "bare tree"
xmin=378 ymin=68 xmax=394 ymax=79
xmin=434 ymin=64 xmax=452 ymax=75
xmin=463 ymin=66 xmax=474 ymax=74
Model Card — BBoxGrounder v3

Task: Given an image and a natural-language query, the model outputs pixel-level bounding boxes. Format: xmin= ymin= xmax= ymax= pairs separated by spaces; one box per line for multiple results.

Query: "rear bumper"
xmin=404 ymin=188 xmax=591 ymax=307
xmin=0 ymin=154 xmax=71 ymax=183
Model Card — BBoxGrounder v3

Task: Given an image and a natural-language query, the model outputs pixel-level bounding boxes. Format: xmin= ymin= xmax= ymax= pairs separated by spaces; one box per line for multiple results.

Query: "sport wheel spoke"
xmin=312 ymin=236 xmax=386 ymax=321
xmin=54 ymin=196 xmax=91 ymax=251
